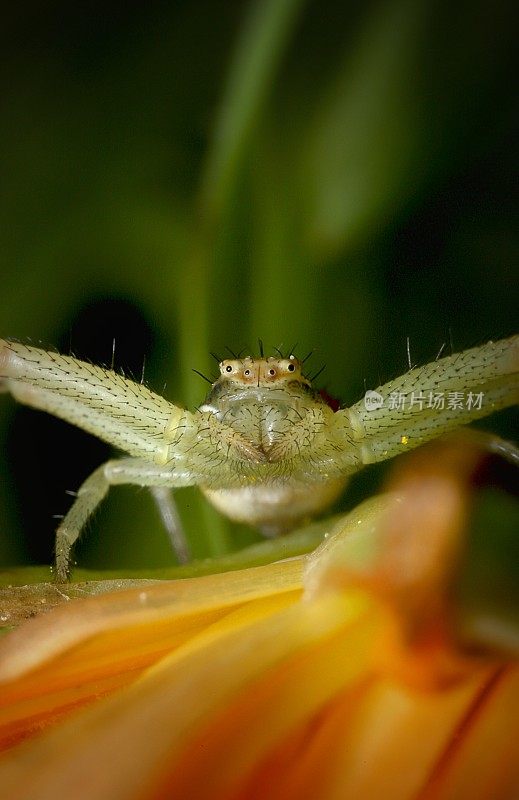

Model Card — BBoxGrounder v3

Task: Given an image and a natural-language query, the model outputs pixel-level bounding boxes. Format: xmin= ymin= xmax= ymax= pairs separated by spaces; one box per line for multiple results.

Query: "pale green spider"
xmin=1 ymin=335 xmax=517 ymax=581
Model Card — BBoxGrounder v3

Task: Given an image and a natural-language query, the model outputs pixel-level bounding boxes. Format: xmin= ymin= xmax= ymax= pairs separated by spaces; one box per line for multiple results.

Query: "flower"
xmin=0 ymin=435 xmax=518 ymax=799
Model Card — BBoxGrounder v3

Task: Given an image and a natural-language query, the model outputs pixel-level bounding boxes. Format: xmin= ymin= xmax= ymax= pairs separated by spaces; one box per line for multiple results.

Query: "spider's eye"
xmin=287 ymin=363 xmax=295 ymax=372
xmin=225 ymin=365 xmax=233 ymax=373
xmin=268 ymin=368 xmax=276 ymax=376
xmin=244 ymin=369 xmax=251 ymax=376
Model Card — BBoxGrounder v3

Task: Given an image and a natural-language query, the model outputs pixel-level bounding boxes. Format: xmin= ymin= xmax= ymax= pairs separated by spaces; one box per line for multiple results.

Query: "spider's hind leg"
xmin=149 ymin=487 xmax=190 ymax=565
xmin=55 ymin=457 xmax=191 ymax=582
xmin=54 ymin=462 xmax=112 ymax=583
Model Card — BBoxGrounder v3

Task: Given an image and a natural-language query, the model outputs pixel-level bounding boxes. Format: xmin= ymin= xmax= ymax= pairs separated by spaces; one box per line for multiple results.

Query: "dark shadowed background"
xmin=0 ymin=0 xmax=517 ymax=569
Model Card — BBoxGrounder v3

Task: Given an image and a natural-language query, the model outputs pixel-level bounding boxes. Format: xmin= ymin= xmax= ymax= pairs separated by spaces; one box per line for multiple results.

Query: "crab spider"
xmin=1 ymin=336 xmax=517 ymax=581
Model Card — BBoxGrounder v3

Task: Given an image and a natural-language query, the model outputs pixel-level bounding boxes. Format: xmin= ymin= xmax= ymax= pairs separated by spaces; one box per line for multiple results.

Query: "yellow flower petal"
xmin=0 ymin=591 xmax=373 ymax=799
xmin=0 ymin=560 xmax=303 ymax=748
xmin=420 ymin=667 xmax=519 ymax=799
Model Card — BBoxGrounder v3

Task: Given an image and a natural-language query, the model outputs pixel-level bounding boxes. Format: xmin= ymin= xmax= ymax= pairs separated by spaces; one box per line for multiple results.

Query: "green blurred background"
xmin=0 ymin=0 xmax=517 ymax=570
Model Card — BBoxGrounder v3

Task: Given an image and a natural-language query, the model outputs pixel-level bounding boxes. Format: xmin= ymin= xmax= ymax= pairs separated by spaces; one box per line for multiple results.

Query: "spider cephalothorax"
xmin=200 ymin=354 xmax=328 ymax=462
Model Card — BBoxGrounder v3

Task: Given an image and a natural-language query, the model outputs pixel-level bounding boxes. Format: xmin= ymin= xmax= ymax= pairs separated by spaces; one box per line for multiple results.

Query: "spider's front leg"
xmin=333 ymin=335 xmax=518 ymax=469
xmin=0 ymin=339 xmax=264 ymax=579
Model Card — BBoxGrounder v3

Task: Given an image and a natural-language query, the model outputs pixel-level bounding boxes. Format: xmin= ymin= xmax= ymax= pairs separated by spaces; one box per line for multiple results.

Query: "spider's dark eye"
xmin=225 ymin=365 xmax=233 ymax=373
xmin=269 ymin=368 xmax=276 ymax=376
xmin=287 ymin=363 xmax=295 ymax=372
xmin=244 ymin=369 xmax=250 ymax=376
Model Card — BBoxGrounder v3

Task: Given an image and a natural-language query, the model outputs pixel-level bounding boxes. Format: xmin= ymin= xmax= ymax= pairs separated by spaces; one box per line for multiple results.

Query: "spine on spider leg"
xmin=348 ymin=335 xmax=518 ymax=464
xmin=0 ymin=339 xmax=183 ymax=462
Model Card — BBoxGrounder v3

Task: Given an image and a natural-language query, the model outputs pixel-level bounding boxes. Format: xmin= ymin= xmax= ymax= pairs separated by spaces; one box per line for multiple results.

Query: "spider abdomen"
xmin=201 ymin=477 xmax=347 ymax=535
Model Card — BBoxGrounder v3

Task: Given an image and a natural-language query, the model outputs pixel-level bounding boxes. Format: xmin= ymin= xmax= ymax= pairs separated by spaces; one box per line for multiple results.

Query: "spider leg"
xmin=462 ymin=431 xmax=519 ymax=467
xmin=55 ymin=458 xmax=195 ymax=582
xmin=0 ymin=339 xmax=184 ymax=463
xmin=327 ymin=335 xmax=518 ymax=471
xmin=0 ymin=336 xmax=266 ymax=478
xmin=149 ymin=486 xmax=190 ymax=565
